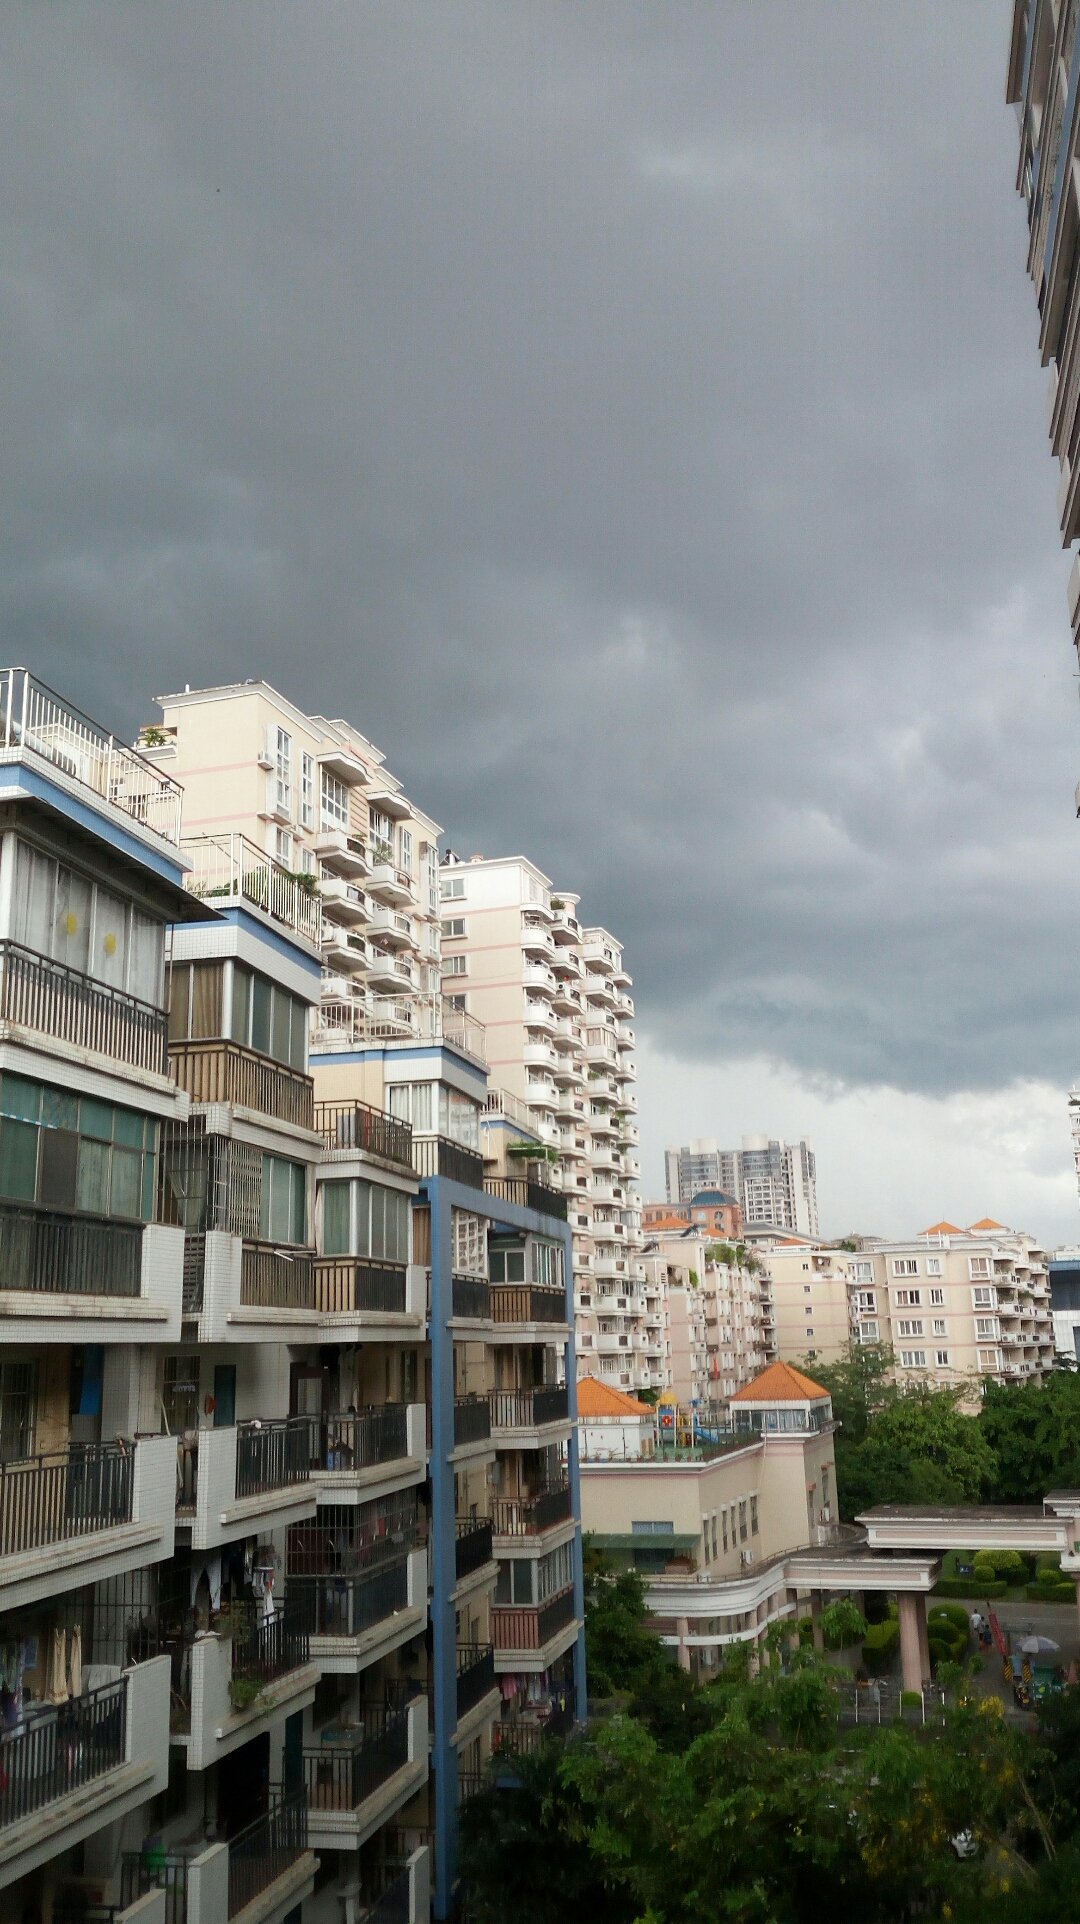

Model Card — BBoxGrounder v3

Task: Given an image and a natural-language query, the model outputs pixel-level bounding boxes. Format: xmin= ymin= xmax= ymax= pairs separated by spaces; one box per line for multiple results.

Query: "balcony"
xmin=357 ymin=1849 xmax=431 ymax=1924
xmin=0 ymin=941 xmax=167 ymax=1080
xmin=316 ymin=1097 xmax=414 ymax=1169
xmin=311 ymin=1404 xmax=426 ymax=1505
xmin=0 ymin=1434 xmax=175 ymax=1611
xmin=367 ymin=948 xmax=416 ymax=992
xmin=180 ymin=1231 xmax=321 ymax=1345
xmin=304 ymin=1697 xmax=427 ymax=1850
xmin=175 ymin=1417 xmax=316 ymax=1550
xmin=121 ymin=1790 xmax=314 ymax=1923
xmin=452 ymin=1274 xmax=491 ymax=1321
xmin=182 ymin=1601 xmax=318 ymax=1771
xmin=291 ymin=1546 xmax=427 ymax=1670
xmin=241 ymin=1240 xmax=316 ymax=1309
xmin=321 ymin=876 xmax=371 ymax=925
xmin=490 ymin=1284 xmax=568 ymax=1332
xmin=411 ymin=1133 xmax=485 ymax=1189
xmin=168 ymin=1037 xmax=315 ymax=1129
xmin=490 ymin=1386 xmax=570 ymax=1439
xmin=0 ymin=668 xmax=183 ymax=844
xmin=315 ymin=824 xmax=369 ymax=876
xmin=455 ymin=1515 xmax=495 ymax=1583
xmin=368 ymin=904 xmax=416 ymax=947
xmin=453 ymin=1394 xmax=493 ymax=1451
xmin=367 ymin=861 xmax=415 ymax=908
xmin=483 ymin=1175 xmax=569 ymax=1221
xmin=323 ymin=925 xmax=370 ymax=975
xmin=0 ymin=1203 xmax=184 ymax=1341
xmin=492 ymin=1586 xmax=578 ymax=1665
xmin=0 ymin=1658 xmax=170 ymax=1897
xmin=456 ymin=1643 xmax=497 ymax=1725
xmin=182 ymin=832 xmax=321 ymax=951
xmin=492 ymin=1484 xmax=573 ymax=1539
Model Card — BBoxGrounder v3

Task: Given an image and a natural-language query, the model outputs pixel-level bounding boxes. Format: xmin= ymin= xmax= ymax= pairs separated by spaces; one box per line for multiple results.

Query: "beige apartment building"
xmin=851 ymin=1221 xmax=1055 ymax=1395
xmin=760 ymin=1243 xmax=857 ymax=1366
xmin=640 ymin=1228 xmax=772 ymax=1401
xmin=438 ymin=854 xmax=647 ymax=1387
xmin=140 ymin=679 xmax=465 ymax=1059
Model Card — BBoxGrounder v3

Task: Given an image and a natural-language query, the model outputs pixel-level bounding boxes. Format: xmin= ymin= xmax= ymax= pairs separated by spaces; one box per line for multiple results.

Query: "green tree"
xmin=979 ymin=1369 xmax=1080 ymax=1503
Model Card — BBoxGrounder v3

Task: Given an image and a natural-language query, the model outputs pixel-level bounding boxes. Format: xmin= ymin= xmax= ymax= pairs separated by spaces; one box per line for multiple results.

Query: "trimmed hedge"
xmin=933 ymin=1578 xmax=1008 ymax=1600
xmin=927 ymin=1602 xmax=970 ymax=1635
xmin=1026 ymin=1582 xmax=1076 ymax=1605
xmin=862 ymin=1619 xmax=900 ymax=1675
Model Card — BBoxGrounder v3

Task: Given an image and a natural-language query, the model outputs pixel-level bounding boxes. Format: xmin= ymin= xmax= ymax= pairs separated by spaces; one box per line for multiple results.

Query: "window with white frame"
xmin=320 ymin=769 xmax=348 ymax=831
xmin=856 ymin=1290 xmax=876 ymax=1310
xmin=275 ymin=727 xmax=292 ymax=816
xmin=859 ymin=1321 xmax=879 ymax=1342
xmin=971 ymin=1286 xmax=994 ymax=1308
xmin=897 ymin=1319 xmax=924 ymax=1337
xmin=926 ymin=1257 xmax=942 ymax=1277
xmin=275 ymin=827 xmax=293 ymax=867
xmin=975 ymin=1317 xmax=999 ymax=1339
xmin=452 ymin=1210 xmax=487 ymax=1277
xmin=398 ymin=827 xmax=413 ymax=874
xmin=899 ymin=1349 xmax=927 ymax=1368
xmin=12 ymin=842 xmax=166 ymax=1007
xmin=894 ymin=1288 xmax=921 ymax=1307
xmin=445 ymin=918 xmax=466 ymax=939
xmin=977 ymin=1347 xmax=1001 ymax=1371
xmin=854 ymin=1260 xmax=873 ymax=1281
xmin=969 ymin=1256 xmax=991 ymax=1280
xmin=441 ymin=875 xmax=466 ymax=900
xmin=444 ymin=954 xmax=467 ymax=976
xmin=929 ymin=1286 xmax=944 ymax=1305
xmin=932 ymin=1318 xmax=947 ymax=1337
xmin=531 ymin=1240 xmax=564 ymax=1289
xmin=426 ymin=845 xmax=439 ymax=914
xmin=300 ymin=752 xmax=315 ymax=828
xmin=935 ymin=1350 xmax=951 ymax=1368
xmin=892 ymin=1258 xmax=918 ymax=1276
xmin=446 ymin=993 xmax=467 ymax=1013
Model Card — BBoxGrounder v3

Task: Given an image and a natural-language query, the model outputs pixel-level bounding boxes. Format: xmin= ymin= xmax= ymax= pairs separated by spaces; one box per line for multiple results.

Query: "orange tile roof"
xmin=968 ymin=1217 xmax=1008 ymax=1232
xmin=919 ymin=1220 xmax=964 ymax=1236
xmin=730 ymin=1359 xmax=830 ymax=1403
xmin=577 ymin=1377 xmax=655 ymax=1418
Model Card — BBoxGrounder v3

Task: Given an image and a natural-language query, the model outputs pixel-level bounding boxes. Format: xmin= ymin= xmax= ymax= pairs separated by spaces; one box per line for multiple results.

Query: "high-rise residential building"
xmin=639 ymin=1228 xmax=773 ymax=1400
xmin=758 ymin=1244 xmax=858 ymax=1366
xmin=0 ymin=667 xmax=585 ymax=1922
xmin=851 ymin=1220 xmax=1054 ymax=1397
xmin=1007 ymin=4 xmax=1080 ymax=664
xmin=436 ymin=855 xmax=652 ymax=1393
xmin=665 ymin=1135 xmax=818 ymax=1237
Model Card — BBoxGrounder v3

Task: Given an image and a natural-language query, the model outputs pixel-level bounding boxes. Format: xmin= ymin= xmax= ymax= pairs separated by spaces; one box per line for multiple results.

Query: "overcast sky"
xmin=3 ymin=3 xmax=1079 ymax=1242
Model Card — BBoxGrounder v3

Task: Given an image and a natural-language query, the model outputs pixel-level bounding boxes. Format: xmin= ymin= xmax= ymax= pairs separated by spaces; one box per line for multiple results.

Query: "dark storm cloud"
xmin=0 ymin=0 xmax=1074 ymax=1094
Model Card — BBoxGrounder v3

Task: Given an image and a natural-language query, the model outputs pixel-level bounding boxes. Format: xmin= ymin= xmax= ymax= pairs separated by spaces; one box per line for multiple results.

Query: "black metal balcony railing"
xmin=316 ymin=1405 xmax=409 ymax=1472
xmin=229 ymin=1599 xmax=310 ymax=1691
xmin=0 ymin=939 xmax=167 ymax=1073
xmin=489 ymin=1385 xmax=569 ymax=1431
xmin=292 ymin=1556 xmax=410 ymax=1637
xmin=490 ymin=1284 xmax=567 ymax=1328
xmin=0 ymin=1441 xmax=134 ymax=1557
xmin=0 ymin=1197 xmax=142 ymax=1299
xmin=483 ymin=1175 xmax=569 ymax=1221
xmin=455 ymin=1515 xmax=494 ymax=1581
xmin=315 ymin=1257 xmax=408 ymax=1316
xmin=240 ymin=1242 xmax=317 ymax=1311
xmin=0 ymin=1677 xmax=127 ymax=1827
xmin=456 ymin=1643 xmax=496 ymax=1720
xmin=453 ymin=1394 xmax=492 ymax=1447
xmin=303 ymin=1704 xmax=411 ymax=1814
xmin=411 ymin=1134 xmax=485 ymax=1189
xmin=315 ymin=1099 xmax=414 ymax=1170
xmin=363 ymin=1864 xmax=412 ymax=1924
xmin=182 ymin=1231 xmax=206 ymax=1314
xmin=235 ymin=1416 xmax=313 ymax=1499
xmin=451 ymin=1274 xmax=490 ymax=1320
xmin=121 ymin=1848 xmax=190 ymax=1924
xmin=491 ymin=1483 xmax=573 ymax=1536
xmin=228 ymin=1790 xmax=309 ymax=1919
xmin=491 ymin=1585 xmax=577 ymax=1652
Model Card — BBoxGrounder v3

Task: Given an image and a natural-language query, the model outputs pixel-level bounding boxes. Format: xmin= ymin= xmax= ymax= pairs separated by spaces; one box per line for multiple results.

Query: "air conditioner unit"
xmin=740 ymin=1550 xmax=754 ymax=1568
xmin=257 ymin=727 xmax=275 ymax=770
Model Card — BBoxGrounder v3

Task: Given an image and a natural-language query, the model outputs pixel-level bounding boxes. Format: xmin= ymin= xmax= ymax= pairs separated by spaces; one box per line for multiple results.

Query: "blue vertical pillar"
xmin=428 ymin=1177 xmax=458 ymax=1920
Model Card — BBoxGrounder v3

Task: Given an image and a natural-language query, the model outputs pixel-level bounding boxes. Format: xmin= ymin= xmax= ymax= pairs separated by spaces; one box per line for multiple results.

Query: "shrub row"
xmin=933 ymin=1578 xmax=1007 ymax=1600
xmin=1026 ymin=1582 xmax=1075 ymax=1605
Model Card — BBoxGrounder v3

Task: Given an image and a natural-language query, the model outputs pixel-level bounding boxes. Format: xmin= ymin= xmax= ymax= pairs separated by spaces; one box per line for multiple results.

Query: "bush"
xmin=933 ymin=1578 xmax=1008 ymax=1600
xmin=927 ymin=1602 xmax=970 ymax=1635
xmin=1035 ymin=1553 xmax=1062 ymax=1579
xmin=1026 ymin=1581 xmax=1076 ymax=1605
xmin=862 ymin=1619 xmax=900 ymax=1675
xmin=973 ymin=1549 xmax=1026 ymax=1582
xmin=900 ymin=1689 xmax=923 ymax=1709
xmin=796 ymin=1616 xmax=814 ymax=1646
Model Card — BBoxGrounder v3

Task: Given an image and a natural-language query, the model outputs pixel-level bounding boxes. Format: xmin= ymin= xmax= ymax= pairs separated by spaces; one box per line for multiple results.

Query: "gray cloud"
xmin=1 ymin=0 xmax=1076 ymax=1100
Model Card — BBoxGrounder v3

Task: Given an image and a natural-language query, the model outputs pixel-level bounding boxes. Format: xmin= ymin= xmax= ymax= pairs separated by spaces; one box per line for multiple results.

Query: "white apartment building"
xmin=437 ymin=855 xmax=648 ymax=1388
xmin=641 ymin=1230 xmax=772 ymax=1403
xmin=665 ymin=1135 xmax=819 ymax=1238
xmin=760 ymin=1244 xmax=858 ymax=1366
xmin=851 ymin=1221 xmax=1055 ymax=1396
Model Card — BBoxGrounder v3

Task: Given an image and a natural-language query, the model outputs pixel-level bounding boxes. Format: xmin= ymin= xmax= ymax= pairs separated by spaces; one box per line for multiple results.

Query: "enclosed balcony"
xmin=0 ymin=1656 xmax=170 ymax=1898
xmin=0 ymin=1434 xmax=175 ymax=1612
xmin=304 ymin=1696 xmax=428 ymax=1851
xmin=0 ymin=1206 xmax=183 ymax=1343
xmin=167 ymin=1037 xmax=314 ymax=1130
xmin=0 ymin=940 xmax=168 ymax=1074
xmin=175 ymin=1417 xmax=316 ymax=1550
xmin=182 ymin=832 xmax=321 ymax=951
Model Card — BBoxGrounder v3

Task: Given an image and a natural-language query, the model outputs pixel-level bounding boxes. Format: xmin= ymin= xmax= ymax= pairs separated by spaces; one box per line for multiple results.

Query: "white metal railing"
xmin=311 ymin=993 xmax=487 ymax=1063
xmin=483 ymin=1086 xmax=537 ymax=1131
xmin=183 ymin=833 xmax=322 ymax=946
xmin=0 ymin=668 xmax=183 ymax=845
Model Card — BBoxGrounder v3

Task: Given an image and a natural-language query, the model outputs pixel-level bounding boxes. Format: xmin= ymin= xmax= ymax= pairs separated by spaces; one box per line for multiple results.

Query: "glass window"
xmin=93 ymin=887 xmax=128 ymax=989
xmin=231 ymin=964 xmax=250 ymax=1045
xmin=53 ymin=867 xmax=92 ymax=975
xmin=321 ymin=771 xmax=348 ymax=830
xmin=40 ymin=1128 xmax=78 ymax=1207
xmin=77 ymin=1137 xmax=111 ymax=1214
xmin=271 ymin=987 xmax=292 ymax=1064
xmin=300 ymin=752 xmax=315 ymax=828
xmin=128 ymin=909 xmax=164 ymax=1005
xmin=0 ymin=1117 xmax=37 ymax=1200
xmin=251 ymin=974 xmax=272 ymax=1055
xmin=321 ymin=1181 xmax=351 ymax=1255
xmin=0 ymin=1361 xmax=36 ymax=1463
xmin=261 ymin=1153 xmax=307 ymax=1245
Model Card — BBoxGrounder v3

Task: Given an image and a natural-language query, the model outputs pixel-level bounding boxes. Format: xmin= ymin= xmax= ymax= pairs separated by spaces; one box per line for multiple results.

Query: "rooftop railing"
xmin=182 ymin=832 xmax=322 ymax=948
xmin=0 ymin=1197 xmax=142 ymax=1299
xmin=0 ymin=668 xmax=183 ymax=844
xmin=0 ymin=940 xmax=168 ymax=1073
xmin=315 ymin=1098 xmax=413 ymax=1168
xmin=0 ymin=1441 xmax=134 ymax=1557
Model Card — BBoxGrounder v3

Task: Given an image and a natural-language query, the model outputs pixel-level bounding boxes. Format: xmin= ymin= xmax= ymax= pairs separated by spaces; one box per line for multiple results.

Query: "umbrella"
xmin=1020 ymin=1634 xmax=1060 ymax=1655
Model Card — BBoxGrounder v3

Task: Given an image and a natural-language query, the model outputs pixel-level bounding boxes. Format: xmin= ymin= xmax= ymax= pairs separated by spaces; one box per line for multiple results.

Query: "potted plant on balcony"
xmin=228 ymin=1675 xmax=264 ymax=1714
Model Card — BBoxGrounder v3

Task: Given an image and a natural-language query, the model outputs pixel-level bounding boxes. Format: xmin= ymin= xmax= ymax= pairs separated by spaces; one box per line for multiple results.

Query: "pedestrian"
xmin=969 ymin=1608 xmax=983 ymax=1641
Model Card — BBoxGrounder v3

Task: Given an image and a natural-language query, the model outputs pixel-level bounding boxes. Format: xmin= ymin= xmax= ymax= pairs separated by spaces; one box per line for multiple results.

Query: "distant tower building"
xmin=665 ymin=1136 xmax=818 ymax=1237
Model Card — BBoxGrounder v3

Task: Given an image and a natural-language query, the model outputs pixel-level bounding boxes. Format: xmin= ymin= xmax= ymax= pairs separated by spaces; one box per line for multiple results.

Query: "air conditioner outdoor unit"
xmin=740 ymin=1550 xmax=754 ymax=1568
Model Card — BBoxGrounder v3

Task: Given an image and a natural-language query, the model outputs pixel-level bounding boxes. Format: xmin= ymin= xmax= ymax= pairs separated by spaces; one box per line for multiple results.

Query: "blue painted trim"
xmin=1043 ymin=21 xmax=1080 ymax=278
xmin=0 ymin=763 xmax=188 ymax=888
xmin=308 ymin=1042 xmax=488 ymax=1089
xmin=209 ymin=905 xmax=322 ymax=977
